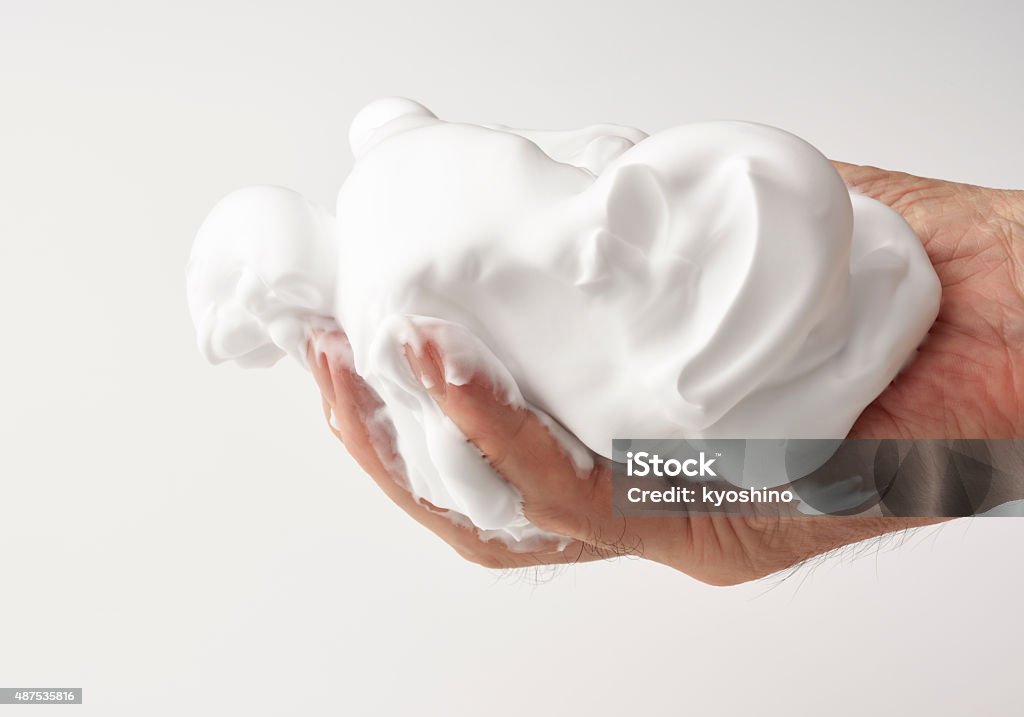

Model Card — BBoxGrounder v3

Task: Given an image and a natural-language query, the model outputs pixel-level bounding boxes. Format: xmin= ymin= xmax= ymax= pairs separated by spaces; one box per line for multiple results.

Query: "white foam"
xmin=187 ymin=98 xmax=941 ymax=545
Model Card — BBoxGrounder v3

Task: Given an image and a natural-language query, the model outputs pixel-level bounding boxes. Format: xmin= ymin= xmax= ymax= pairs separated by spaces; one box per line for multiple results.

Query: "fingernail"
xmin=405 ymin=342 xmax=447 ymax=399
xmin=310 ymin=347 xmax=337 ymax=405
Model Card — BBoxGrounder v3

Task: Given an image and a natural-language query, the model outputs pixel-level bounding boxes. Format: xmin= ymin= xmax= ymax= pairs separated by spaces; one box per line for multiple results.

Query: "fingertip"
xmin=308 ymin=340 xmax=338 ymax=405
xmin=403 ymin=341 xmax=447 ymax=399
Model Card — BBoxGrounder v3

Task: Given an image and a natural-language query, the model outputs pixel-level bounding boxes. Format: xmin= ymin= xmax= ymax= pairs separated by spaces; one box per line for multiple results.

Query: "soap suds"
xmin=187 ymin=98 xmax=942 ymax=545
xmin=186 ymin=185 xmax=340 ymax=369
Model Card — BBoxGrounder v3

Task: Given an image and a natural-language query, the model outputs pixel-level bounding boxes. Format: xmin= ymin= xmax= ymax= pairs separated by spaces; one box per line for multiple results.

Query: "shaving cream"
xmin=187 ymin=98 xmax=941 ymax=547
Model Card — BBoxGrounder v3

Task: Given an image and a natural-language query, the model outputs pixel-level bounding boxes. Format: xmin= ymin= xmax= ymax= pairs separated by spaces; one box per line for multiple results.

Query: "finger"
xmin=307 ymin=335 xmax=393 ymax=476
xmin=404 ymin=340 xmax=613 ymax=545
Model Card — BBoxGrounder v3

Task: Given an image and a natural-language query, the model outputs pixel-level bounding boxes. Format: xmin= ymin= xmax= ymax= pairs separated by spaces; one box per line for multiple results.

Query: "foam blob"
xmin=187 ymin=185 xmax=339 ymax=367
xmin=187 ymin=99 xmax=941 ymax=546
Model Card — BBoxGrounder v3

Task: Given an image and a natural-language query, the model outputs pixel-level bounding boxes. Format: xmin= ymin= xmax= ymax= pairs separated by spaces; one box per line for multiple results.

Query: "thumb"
xmin=830 ymin=159 xmax=954 ymax=210
xmin=830 ymin=160 xmax=925 ymax=203
xmin=831 ymin=160 xmax=955 ymax=248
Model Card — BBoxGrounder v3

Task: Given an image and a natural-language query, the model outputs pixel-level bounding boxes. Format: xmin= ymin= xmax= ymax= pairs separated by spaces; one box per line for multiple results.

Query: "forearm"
xmin=780 ymin=516 xmax=950 ymax=570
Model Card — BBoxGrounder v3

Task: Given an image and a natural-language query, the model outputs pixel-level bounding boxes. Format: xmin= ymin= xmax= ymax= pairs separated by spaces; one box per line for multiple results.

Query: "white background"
xmin=2 ymin=1 xmax=1022 ymax=714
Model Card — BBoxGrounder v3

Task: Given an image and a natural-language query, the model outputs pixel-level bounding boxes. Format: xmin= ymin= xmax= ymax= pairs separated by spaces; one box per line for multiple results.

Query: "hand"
xmin=310 ymin=166 xmax=1023 ymax=584
xmin=833 ymin=163 xmax=1024 ymax=440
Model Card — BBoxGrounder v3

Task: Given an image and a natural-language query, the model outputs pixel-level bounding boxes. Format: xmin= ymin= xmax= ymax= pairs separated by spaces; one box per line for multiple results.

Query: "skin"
xmin=308 ymin=163 xmax=1024 ymax=585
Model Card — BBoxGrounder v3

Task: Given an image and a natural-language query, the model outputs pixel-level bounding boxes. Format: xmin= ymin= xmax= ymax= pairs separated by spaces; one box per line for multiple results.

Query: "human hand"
xmin=310 ymin=167 xmax=1022 ymax=584
xmin=833 ymin=163 xmax=1024 ymax=440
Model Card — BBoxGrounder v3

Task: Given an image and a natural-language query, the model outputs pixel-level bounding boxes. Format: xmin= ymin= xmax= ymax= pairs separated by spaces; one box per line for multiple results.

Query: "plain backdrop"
xmin=2 ymin=1 xmax=1022 ymax=715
